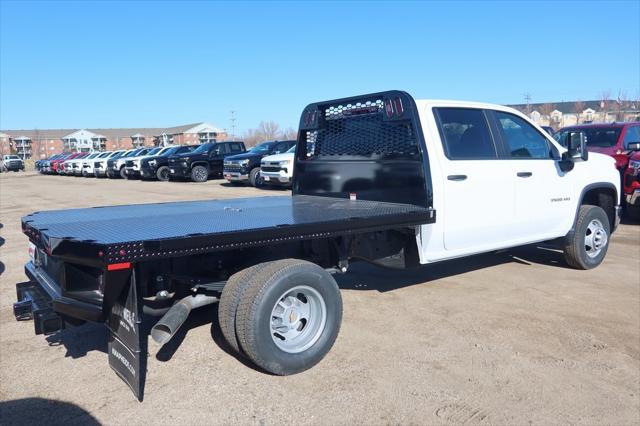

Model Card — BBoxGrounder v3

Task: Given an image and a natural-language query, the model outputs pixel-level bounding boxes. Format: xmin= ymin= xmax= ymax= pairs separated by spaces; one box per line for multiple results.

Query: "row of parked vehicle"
xmin=36 ymin=139 xmax=297 ymax=187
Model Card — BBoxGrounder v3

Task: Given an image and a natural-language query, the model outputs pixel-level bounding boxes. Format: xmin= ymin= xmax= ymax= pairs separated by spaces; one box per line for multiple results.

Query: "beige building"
xmin=509 ymin=100 xmax=640 ymax=130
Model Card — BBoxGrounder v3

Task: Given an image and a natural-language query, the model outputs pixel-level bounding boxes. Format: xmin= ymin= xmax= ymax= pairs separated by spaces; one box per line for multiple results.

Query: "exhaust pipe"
xmin=150 ymin=294 xmax=217 ymax=346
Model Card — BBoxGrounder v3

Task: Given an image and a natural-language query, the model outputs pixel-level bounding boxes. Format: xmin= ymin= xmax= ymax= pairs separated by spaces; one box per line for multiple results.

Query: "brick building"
xmin=0 ymin=123 xmax=226 ymax=159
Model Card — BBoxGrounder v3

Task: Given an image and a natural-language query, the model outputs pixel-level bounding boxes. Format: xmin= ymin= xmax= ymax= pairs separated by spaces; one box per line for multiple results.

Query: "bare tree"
xmin=257 ymin=121 xmax=281 ymax=140
xmin=538 ymin=103 xmax=555 ymax=124
xmin=242 ymin=121 xmax=296 ymax=147
xmin=599 ymin=90 xmax=611 ymax=122
xmin=616 ymin=90 xmax=628 ymax=121
xmin=574 ymin=100 xmax=585 ymax=124
xmin=281 ymin=127 xmax=298 ymax=140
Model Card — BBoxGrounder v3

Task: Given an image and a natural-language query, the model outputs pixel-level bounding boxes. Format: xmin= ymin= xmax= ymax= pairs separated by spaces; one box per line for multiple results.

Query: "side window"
xmin=435 ymin=108 xmax=497 ymax=159
xmin=230 ymin=143 xmax=242 ymax=152
xmin=623 ymin=126 xmax=640 ymax=148
xmin=275 ymin=142 xmax=288 ymax=153
xmin=495 ymin=111 xmax=552 ymax=159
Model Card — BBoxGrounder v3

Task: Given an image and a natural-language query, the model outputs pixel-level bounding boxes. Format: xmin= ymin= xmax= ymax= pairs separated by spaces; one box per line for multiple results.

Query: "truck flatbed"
xmin=23 ymin=195 xmax=435 ymax=265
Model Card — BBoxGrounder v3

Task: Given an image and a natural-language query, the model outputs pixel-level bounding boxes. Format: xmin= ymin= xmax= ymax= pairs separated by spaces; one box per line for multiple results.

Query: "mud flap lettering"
xmin=107 ymin=270 xmax=147 ymax=401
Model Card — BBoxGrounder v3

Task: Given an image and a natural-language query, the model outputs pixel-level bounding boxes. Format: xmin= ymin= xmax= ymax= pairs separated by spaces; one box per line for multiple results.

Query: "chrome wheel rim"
xmin=270 ymin=285 xmax=326 ymax=353
xmin=585 ymin=219 xmax=607 ymax=258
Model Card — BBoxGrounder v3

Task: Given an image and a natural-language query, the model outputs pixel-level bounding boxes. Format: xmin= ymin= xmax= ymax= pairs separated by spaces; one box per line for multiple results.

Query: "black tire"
xmin=235 ymin=259 xmax=342 ymax=375
xmin=248 ymin=168 xmax=260 ymax=187
xmin=156 ymin=166 xmax=170 ymax=181
xmin=191 ymin=165 xmax=209 ymax=182
xmin=563 ymin=205 xmax=610 ymax=270
xmin=119 ymin=167 xmax=127 ymax=179
xmin=218 ymin=263 xmax=268 ymax=355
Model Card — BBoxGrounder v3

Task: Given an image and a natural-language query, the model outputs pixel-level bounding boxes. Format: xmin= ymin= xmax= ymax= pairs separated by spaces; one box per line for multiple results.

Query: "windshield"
xmin=554 ymin=127 xmax=622 ymax=148
xmin=5 ymin=155 xmax=20 ymax=160
xmin=124 ymin=150 xmax=141 ymax=157
xmin=286 ymin=145 xmax=296 ymax=153
xmin=191 ymin=143 xmax=215 ymax=154
xmin=249 ymin=142 xmax=276 ymax=153
xmin=145 ymin=148 xmax=161 ymax=156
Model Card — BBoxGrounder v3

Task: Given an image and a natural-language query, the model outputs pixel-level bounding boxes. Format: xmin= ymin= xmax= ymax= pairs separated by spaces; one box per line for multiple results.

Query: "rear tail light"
xmin=394 ymin=97 xmax=404 ymax=116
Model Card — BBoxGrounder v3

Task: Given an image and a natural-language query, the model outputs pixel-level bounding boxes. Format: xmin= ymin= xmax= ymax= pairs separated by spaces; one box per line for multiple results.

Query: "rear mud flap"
xmin=107 ymin=270 xmax=147 ymax=401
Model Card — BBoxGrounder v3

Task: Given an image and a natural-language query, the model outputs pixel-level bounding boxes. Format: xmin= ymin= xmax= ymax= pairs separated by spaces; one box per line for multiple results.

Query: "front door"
xmin=491 ymin=110 xmax=573 ymax=240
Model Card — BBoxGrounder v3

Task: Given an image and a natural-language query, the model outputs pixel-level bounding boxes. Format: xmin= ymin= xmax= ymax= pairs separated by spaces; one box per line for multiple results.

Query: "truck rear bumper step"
xmin=23 ymin=261 xmax=104 ymax=323
xmin=14 ymin=281 xmax=64 ymax=335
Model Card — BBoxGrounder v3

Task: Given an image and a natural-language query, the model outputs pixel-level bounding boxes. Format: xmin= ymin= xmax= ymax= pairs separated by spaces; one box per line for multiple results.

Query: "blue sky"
xmin=1 ymin=0 xmax=638 ymax=133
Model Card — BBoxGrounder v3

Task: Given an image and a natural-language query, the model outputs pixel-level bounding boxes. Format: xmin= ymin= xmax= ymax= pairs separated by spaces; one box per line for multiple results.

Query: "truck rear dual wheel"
xmin=563 ymin=205 xmax=610 ymax=270
xmin=191 ymin=165 xmax=209 ymax=183
xmin=218 ymin=263 xmax=268 ymax=354
xmin=219 ymin=259 xmax=342 ymax=375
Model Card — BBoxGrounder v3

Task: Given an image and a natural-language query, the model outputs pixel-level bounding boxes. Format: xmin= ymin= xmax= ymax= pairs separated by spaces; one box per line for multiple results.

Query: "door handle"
xmin=517 ymin=172 xmax=532 ymax=177
xmin=447 ymin=174 xmax=467 ymax=181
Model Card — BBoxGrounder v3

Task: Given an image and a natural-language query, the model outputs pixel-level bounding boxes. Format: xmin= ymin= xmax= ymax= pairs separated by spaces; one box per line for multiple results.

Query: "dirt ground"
xmin=0 ymin=171 xmax=638 ymax=425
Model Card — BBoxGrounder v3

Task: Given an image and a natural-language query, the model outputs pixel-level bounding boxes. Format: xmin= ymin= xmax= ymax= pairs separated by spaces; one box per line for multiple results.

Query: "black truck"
xmin=223 ymin=139 xmax=296 ymax=186
xmin=167 ymin=141 xmax=246 ymax=182
xmin=139 ymin=145 xmax=196 ymax=181
xmin=14 ymin=90 xmax=437 ymax=400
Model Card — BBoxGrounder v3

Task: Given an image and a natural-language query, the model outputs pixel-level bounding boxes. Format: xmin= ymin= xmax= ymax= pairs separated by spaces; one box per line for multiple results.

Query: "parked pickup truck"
xmin=554 ymin=122 xmax=640 ymax=172
xmin=139 ymin=145 xmax=196 ymax=181
xmin=14 ymin=91 xmax=620 ymax=401
xmin=123 ymin=147 xmax=167 ymax=179
xmin=623 ymin=151 xmax=640 ymax=219
xmin=168 ymin=141 xmax=246 ymax=182
xmin=224 ymin=140 xmax=296 ymax=186
xmin=1 ymin=154 xmax=25 ymax=172
xmin=82 ymin=151 xmax=111 ymax=177
xmin=259 ymin=144 xmax=296 ymax=187
xmin=94 ymin=150 xmax=125 ymax=177
xmin=107 ymin=148 xmax=150 ymax=179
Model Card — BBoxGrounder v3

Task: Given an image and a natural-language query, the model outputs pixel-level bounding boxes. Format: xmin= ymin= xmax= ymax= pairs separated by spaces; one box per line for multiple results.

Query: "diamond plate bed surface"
xmin=23 ymin=195 xmax=431 ymax=245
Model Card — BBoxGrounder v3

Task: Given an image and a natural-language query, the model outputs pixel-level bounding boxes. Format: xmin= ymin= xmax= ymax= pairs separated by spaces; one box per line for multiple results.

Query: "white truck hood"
xmin=261 ymin=152 xmax=294 ymax=163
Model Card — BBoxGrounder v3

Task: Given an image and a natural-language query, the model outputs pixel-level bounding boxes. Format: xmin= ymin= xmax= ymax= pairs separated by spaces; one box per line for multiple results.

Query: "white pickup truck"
xmin=15 ymin=91 xmax=620 ymax=400
xmin=260 ymin=144 xmax=296 ymax=187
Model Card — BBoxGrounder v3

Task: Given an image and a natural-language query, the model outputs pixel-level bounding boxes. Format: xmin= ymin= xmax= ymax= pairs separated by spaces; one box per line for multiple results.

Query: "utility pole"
xmin=230 ymin=110 xmax=237 ymax=141
xmin=523 ymin=92 xmax=532 ymax=114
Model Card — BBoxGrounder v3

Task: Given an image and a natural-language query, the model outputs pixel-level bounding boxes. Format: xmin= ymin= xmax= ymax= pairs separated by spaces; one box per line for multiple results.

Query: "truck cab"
xmin=224 ymin=140 xmax=296 ymax=186
xmin=167 ymin=141 xmax=246 ymax=182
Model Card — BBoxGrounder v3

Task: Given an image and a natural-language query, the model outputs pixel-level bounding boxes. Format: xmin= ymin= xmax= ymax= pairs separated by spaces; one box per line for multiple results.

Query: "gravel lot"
xmin=1 ymin=172 xmax=639 ymax=425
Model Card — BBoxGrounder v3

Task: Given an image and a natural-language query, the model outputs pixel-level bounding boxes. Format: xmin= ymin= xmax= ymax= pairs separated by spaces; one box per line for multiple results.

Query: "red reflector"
xmin=394 ymin=97 xmax=404 ymax=116
xmin=384 ymin=99 xmax=394 ymax=118
xmin=107 ymin=262 xmax=131 ymax=271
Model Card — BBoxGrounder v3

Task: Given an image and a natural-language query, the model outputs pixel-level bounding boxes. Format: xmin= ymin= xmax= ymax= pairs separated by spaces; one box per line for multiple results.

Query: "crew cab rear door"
xmin=434 ymin=107 xmax=516 ymax=252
